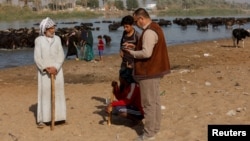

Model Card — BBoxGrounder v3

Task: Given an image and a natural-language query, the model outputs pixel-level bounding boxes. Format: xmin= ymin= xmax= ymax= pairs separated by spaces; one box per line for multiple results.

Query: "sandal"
xmin=37 ymin=122 xmax=46 ymax=128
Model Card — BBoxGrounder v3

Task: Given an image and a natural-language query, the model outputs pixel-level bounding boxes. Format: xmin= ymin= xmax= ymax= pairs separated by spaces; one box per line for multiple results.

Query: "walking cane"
xmin=107 ymin=92 xmax=114 ymax=126
xmin=51 ymin=74 xmax=55 ymax=130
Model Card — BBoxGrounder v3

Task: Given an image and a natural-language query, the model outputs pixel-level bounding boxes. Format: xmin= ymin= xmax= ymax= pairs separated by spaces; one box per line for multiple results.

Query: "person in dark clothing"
xmin=65 ymin=31 xmax=79 ymax=60
xmin=79 ymin=28 xmax=87 ymax=60
xmin=120 ymin=15 xmax=140 ymax=71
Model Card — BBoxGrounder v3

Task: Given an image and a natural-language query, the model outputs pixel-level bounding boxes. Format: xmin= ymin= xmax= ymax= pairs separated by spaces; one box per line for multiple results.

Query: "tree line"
xmin=76 ymin=0 xmax=250 ymax=11
xmin=157 ymin=0 xmax=250 ymax=10
xmin=6 ymin=0 xmax=250 ymax=11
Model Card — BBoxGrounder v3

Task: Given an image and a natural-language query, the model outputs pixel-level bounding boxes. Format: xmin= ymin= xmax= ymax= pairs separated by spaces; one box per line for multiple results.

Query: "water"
xmin=0 ymin=16 xmax=250 ymax=69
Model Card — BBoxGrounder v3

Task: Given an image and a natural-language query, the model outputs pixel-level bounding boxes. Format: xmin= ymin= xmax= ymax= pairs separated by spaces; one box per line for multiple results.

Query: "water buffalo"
xmin=232 ymin=28 xmax=250 ymax=48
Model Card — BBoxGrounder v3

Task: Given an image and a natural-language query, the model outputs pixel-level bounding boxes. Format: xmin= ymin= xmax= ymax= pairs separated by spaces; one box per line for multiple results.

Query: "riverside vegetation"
xmin=0 ymin=3 xmax=250 ymax=22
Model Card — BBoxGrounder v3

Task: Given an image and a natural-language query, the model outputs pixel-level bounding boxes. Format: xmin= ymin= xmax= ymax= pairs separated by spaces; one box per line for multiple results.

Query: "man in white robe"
xmin=34 ymin=17 xmax=66 ymax=127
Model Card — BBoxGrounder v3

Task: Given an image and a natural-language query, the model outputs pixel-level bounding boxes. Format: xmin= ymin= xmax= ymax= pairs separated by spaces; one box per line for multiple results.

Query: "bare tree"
xmin=85 ymin=0 xmax=88 ymax=7
xmin=24 ymin=0 xmax=28 ymax=6
xmin=34 ymin=0 xmax=41 ymax=11
xmin=7 ymin=0 xmax=12 ymax=5
xmin=51 ymin=0 xmax=58 ymax=10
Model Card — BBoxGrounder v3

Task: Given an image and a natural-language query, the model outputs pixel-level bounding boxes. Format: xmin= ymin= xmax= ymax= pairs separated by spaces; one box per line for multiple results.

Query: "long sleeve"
xmin=34 ymin=37 xmax=47 ymax=74
xmin=34 ymin=36 xmax=64 ymax=73
xmin=113 ymin=86 xmax=123 ymax=100
xmin=129 ymin=29 xmax=158 ymax=59
xmin=53 ymin=36 xmax=65 ymax=71
xmin=111 ymin=83 xmax=137 ymax=107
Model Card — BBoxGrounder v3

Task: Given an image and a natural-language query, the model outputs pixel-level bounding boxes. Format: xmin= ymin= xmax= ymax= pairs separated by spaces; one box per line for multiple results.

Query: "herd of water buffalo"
xmin=0 ymin=16 xmax=249 ymax=49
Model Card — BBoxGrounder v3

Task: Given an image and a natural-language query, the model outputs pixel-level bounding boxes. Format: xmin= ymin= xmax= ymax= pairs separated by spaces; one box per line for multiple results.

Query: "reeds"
xmin=0 ymin=5 xmax=101 ymax=21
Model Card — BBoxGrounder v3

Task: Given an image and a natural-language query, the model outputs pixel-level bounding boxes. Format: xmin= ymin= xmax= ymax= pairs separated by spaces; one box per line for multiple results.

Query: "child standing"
xmin=97 ymin=35 xmax=104 ymax=61
xmin=120 ymin=15 xmax=140 ymax=70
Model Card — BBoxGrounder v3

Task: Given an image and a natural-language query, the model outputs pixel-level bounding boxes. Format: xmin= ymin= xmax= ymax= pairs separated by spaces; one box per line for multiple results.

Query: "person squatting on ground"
xmin=123 ymin=8 xmax=171 ymax=141
xmin=97 ymin=35 xmax=104 ymax=61
xmin=34 ymin=17 xmax=67 ymax=128
xmin=65 ymin=30 xmax=79 ymax=60
xmin=105 ymin=68 xmax=144 ymax=126
xmin=120 ymin=15 xmax=140 ymax=71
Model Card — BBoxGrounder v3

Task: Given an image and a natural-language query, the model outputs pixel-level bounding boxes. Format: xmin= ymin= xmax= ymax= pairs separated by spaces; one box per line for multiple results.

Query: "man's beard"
xmin=47 ymin=33 xmax=55 ymax=38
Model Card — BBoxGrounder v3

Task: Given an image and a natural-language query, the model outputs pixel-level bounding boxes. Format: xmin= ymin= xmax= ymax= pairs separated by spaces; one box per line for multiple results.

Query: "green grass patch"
xmin=0 ymin=5 xmax=101 ymax=21
xmin=0 ymin=5 xmax=248 ymax=22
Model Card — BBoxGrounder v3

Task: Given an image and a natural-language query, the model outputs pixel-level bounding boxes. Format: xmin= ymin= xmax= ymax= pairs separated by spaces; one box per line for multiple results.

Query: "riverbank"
xmin=0 ymin=38 xmax=250 ymax=141
xmin=1 ymin=4 xmax=250 ymax=22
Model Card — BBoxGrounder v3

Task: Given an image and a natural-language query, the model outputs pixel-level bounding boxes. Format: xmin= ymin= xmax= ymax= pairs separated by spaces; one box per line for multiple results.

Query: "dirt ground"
xmin=0 ymin=38 xmax=250 ymax=141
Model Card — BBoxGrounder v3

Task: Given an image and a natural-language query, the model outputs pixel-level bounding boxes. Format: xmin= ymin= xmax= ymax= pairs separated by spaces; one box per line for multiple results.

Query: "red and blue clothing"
xmin=111 ymin=83 xmax=144 ymax=118
xmin=98 ymin=39 xmax=104 ymax=50
xmin=98 ymin=39 xmax=104 ymax=56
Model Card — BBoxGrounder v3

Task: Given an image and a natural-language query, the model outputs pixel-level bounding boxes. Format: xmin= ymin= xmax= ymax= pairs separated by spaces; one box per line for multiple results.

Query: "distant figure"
xmin=80 ymin=28 xmax=88 ymax=60
xmin=34 ymin=17 xmax=66 ymax=128
xmin=97 ymin=35 xmax=104 ymax=61
xmin=84 ymin=29 xmax=94 ymax=61
xmin=103 ymin=34 xmax=112 ymax=46
xmin=65 ymin=31 xmax=79 ymax=60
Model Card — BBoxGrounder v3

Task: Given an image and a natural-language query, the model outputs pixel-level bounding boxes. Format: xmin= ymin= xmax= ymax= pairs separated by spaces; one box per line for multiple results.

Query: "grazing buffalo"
xmin=195 ymin=19 xmax=209 ymax=31
xmin=232 ymin=28 xmax=250 ymax=48
xmin=108 ymin=22 xmax=121 ymax=31
xmin=209 ymin=17 xmax=224 ymax=29
xmin=224 ymin=20 xmax=235 ymax=29
xmin=157 ymin=19 xmax=172 ymax=27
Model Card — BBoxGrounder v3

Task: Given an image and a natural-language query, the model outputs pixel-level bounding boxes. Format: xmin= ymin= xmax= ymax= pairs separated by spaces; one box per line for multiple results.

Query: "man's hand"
xmin=120 ymin=50 xmax=124 ymax=58
xmin=126 ymin=61 xmax=133 ymax=68
xmin=111 ymin=81 xmax=119 ymax=95
xmin=45 ymin=67 xmax=58 ymax=75
xmin=122 ymin=42 xmax=135 ymax=49
xmin=111 ymin=81 xmax=118 ymax=87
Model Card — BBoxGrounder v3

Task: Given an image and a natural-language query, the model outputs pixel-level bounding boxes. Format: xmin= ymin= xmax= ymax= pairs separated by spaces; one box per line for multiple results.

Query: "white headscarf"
xmin=39 ymin=17 xmax=56 ymax=36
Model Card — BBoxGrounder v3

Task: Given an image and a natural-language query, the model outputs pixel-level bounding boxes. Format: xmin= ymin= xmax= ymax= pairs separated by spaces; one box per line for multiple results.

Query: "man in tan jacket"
xmin=123 ymin=8 xmax=171 ymax=141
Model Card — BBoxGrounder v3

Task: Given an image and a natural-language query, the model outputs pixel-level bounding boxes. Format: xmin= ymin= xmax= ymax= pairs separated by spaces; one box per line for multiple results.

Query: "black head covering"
xmin=119 ymin=68 xmax=135 ymax=83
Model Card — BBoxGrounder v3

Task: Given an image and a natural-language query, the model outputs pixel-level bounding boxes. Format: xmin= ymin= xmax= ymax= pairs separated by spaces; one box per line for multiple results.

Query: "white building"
xmin=145 ymin=3 xmax=156 ymax=10
xmin=0 ymin=0 xmax=158 ymax=9
xmin=0 ymin=0 xmax=22 ymax=6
